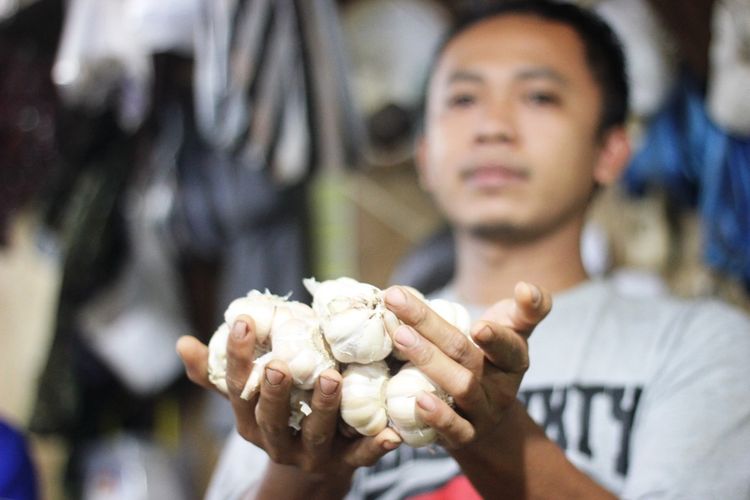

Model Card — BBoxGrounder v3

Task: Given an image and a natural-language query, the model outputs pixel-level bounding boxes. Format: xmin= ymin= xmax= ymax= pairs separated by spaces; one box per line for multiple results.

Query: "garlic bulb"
xmin=391 ymin=294 xmax=472 ymax=361
xmin=209 ymin=290 xmax=334 ymax=400
xmin=206 ymin=277 xmax=473 ymax=442
xmin=386 ymin=362 xmax=451 ymax=447
xmin=428 ymin=298 xmax=472 ymax=336
xmin=340 ymin=361 xmax=390 ymax=436
xmin=268 ymin=316 xmax=336 ymax=391
xmin=304 ymin=277 xmax=393 ymax=364
xmin=224 ymin=289 xmax=308 ymax=346
xmin=239 ymin=312 xmax=336 ymax=398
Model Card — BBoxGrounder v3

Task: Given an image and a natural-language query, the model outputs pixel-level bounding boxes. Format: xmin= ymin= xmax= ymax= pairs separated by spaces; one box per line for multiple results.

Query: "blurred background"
xmin=1 ymin=0 xmax=748 ymax=498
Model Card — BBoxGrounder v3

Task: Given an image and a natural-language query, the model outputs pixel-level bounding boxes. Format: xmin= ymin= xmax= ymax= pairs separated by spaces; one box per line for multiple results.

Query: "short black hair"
xmin=424 ymin=0 xmax=629 ymax=136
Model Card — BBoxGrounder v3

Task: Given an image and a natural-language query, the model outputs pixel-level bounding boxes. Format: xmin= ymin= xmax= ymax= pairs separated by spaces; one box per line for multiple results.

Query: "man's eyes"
xmin=444 ymin=90 xmax=561 ymax=109
xmin=446 ymin=93 xmax=476 ymax=108
xmin=525 ymin=91 xmax=561 ymax=106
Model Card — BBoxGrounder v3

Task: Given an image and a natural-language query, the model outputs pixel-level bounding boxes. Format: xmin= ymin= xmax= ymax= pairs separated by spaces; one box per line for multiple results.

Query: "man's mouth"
xmin=460 ymin=165 xmax=530 ymax=189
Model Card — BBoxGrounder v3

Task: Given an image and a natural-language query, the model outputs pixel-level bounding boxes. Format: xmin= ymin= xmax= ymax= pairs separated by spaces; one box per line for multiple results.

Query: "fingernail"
xmin=385 ymin=287 xmax=407 ymax=308
xmin=383 ymin=440 xmax=400 ymax=451
xmin=527 ymin=283 xmax=541 ymax=306
xmin=395 ymin=325 xmax=417 ymax=348
xmin=472 ymin=324 xmax=492 ymax=343
xmin=320 ymin=376 xmax=339 ymax=396
xmin=265 ymin=367 xmax=284 ymax=386
xmin=232 ymin=320 xmax=248 ymax=340
xmin=417 ymin=392 xmax=436 ymax=412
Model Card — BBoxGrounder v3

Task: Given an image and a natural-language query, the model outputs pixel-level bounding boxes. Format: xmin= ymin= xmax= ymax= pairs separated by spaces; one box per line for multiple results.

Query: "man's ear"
xmin=593 ymin=126 xmax=631 ymax=186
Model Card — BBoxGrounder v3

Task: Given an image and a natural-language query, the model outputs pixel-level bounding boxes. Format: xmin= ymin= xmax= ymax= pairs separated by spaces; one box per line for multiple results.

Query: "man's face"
xmin=419 ymin=14 xmax=624 ymax=242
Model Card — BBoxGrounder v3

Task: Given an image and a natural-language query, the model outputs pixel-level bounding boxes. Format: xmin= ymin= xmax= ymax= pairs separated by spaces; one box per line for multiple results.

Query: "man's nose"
xmin=476 ymin=101 xmax=516 ymax=144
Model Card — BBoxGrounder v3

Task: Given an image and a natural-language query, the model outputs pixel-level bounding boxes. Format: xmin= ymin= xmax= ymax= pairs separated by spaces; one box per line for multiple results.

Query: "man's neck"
xmin=452 ymin=221 xmax=589 ymax=307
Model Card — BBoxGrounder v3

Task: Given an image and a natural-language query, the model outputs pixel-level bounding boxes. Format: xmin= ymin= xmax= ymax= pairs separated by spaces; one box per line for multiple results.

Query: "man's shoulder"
xmin=558 ymin=276 xmax=748 ymax=326
xmin=538 ymin=275 xmax=750 ymax=361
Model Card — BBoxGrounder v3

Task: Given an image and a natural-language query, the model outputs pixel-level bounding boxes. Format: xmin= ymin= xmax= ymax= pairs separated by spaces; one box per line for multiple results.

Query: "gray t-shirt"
xmin=207 ymin=278 xmax=750 ymax=499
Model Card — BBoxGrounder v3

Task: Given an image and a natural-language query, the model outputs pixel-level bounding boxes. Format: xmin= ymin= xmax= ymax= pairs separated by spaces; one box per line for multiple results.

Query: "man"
xmin=177 ymin=2 xmax=750 ymax=498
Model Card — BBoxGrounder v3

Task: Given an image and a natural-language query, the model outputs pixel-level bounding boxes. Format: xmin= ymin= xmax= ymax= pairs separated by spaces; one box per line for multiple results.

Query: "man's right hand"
xmin=176 ymin=317 xmax=400 ymax=495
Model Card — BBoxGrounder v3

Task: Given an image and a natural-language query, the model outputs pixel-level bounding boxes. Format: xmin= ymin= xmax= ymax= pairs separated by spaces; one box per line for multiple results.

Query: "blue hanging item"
xmin=0 ymin=419 xmax=38 ymax=500
xmin=623 ymin=75 xmax=750 ymax=291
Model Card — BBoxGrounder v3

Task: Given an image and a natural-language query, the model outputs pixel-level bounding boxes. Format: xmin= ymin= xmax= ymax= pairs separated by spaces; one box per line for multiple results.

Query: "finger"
xmin=301 ymin=369 xmax=342 ymax=458
xmin=255 ymin=360 xmax=295 ymax=455
xmin=480 ymin=282 xmax=552 ymax=338
xmin=470 ymin=322 xmax=530 ymax=374
xmin=338 ymin=421 xmax=360 ymax=440
xmin=392 ymin=324 xmax=487 ymax=413
xmin=415 ymin=392 xmax=476 ymax=449
xmin=226 ymin=317 xmax=261 ymax=439
xmin=512 ymin=281 xmax=552 ymax=335
xmin=342 ymin=427 xmax=402 ymax=468
xmin=176 ymin=335 xmax=214 ymax=391
xmin=226 ymin=316 xmax=257 ymax=397
xmin=385 ymin=286 xmax=478 ymax=366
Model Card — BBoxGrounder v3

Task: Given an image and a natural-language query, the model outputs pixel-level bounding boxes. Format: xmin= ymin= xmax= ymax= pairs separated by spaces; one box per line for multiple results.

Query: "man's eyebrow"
xmin=515 ymin=67 xmax=569 ymax=85
xmin=446 ymin=70 xmax=484 ymax=84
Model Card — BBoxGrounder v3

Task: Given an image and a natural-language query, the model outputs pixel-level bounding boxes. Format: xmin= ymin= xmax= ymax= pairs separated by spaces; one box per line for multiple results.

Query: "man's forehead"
xmin=438 ymin=13 xmax=585 ymax=64
xmin=431 ymin=15 xmax=588 ymax=85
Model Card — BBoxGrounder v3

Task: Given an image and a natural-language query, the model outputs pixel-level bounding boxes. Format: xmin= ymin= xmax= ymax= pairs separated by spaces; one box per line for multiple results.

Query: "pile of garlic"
xmin=207 ymin=277 xmax=471 ymax=447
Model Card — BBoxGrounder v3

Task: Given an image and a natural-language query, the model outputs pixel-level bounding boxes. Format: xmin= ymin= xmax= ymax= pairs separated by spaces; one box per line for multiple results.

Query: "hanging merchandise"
xmin=341 ymin=0 xmax=450 ymax=166
xmin=75 ymin=108 xmax=190 ymax=396
xmin=0 ymin=3 xmax=62 ymax=246
xmin=192 ymin=0 xmax=363 ymax=184
xmin=623 ymin=75 xmax=750 ymax=292
xmin=80 ymin=433 xmax=185 ymax=500
xmin=0 ymin=0 xmax=39 ymax=21
xmin=53 ymin=0 xmax=151 ymax=131
xmin=165 ymin=104 xmax=313 ymax=308
xmin=593 ymin=0 xmax=678 ymax=120
xmin=127 ymin=0 xmax=199 ymax=56
xmin=706 ymin=0 xmax=750 ymax=137
xmin=52 ymin=0 xmax=199 ymax=132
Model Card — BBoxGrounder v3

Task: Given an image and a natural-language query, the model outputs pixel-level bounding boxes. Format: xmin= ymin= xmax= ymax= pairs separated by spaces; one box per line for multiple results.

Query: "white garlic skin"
xmin=207 ymin=323 xmax=230 ymax=394
xmin=270 ymin=316 xmax=336 ymax=390
xmin=240 ymin=351 xmax=273 ymax=399
xmin=224 ymin=290 xmax=314 ymax=346
xmin=305 ymin=277 xmax=393 ymax=364
xmin=212 ymin=289 xmax=330 ymax=398
xmin=340 ymin=361 xmax=390 ymax=436
xmin=288 ymin=388 xmax=314 ymax=431
xmin=386 ymin=363 xmax=448 ymax=447
xmin=391 ymin=295 xmax=472 ymax=361
xmin=428 ymin=298 xmax=472 ymax=337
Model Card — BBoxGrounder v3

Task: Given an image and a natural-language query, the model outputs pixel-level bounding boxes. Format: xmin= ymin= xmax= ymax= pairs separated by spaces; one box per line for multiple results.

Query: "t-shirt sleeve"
xmin=622 ymin=301 xmax=750 ymax=499
xmin=205 ymin=430 xmax=269 ymax=500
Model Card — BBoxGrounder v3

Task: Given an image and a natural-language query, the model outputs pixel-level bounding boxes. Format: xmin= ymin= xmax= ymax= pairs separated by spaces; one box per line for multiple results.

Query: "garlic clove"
xmin=270 ymin=317 xmax=336 ymax=390
xmin=305 ymin=277 xmax=379 ymax=312
xmin=224 ymin=290 xmax=284 ymax=345
xmin=207 ymin=323 xmax=230 ymax=394
xmin=289 ymin=388 xmax=314 ymax=431
xmin=240 ymin=351 xmax=273 ymax=399
xmin=322 ymin=308 xmax=371 ymax=343
xmin=428 ymin=298 xmax=472 ymax=337
xmin=385 ymin=363 xmax=449 ymax=447
xmin=396 ymin=427 xmax=438 ymax=448
xmin=341 ymin=361 xmax=390 ymax=436
xmin=322 ymin=309 xmax=392 ymax=363
xmin=310 ymin=277 xmax=394 ymax=364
